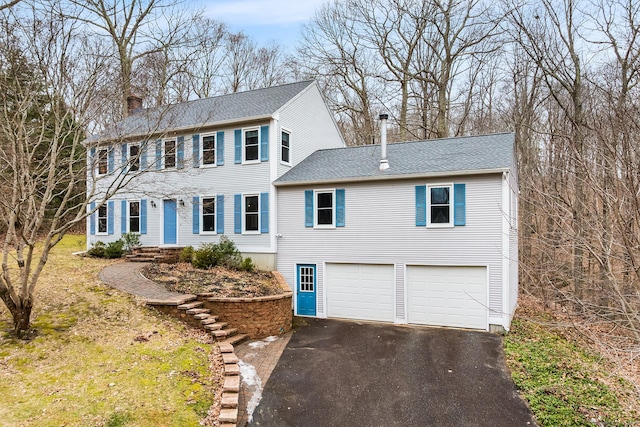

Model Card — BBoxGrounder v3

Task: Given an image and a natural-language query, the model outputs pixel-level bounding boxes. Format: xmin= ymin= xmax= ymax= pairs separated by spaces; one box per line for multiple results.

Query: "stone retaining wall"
xmin=200 ymin=271 xmax=293 ymax=339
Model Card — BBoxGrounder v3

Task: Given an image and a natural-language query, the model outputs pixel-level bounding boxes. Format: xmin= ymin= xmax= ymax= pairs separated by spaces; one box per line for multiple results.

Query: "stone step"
xmin=221 ymin=392 xmax=239 ymax=409
xmin=222 ymin=352 xmax=239 ymax=364
xmin=127 ymin=257 xmax=156 ymax=262
xmin=224 ymin=363 xmax=240 ymax=376
xmin=137 ymin=246 xmax=160 ymax=253
xmin=193 ymin=313 xmax=211 ymax=320
xmin=204 ymin=322 xmax=228 ymax=331
xmin=223 ymin=375 xmax=240 ymax=392
xmin=219 ymin=408 xmax=238 ymax=424
xmin=177 ymin=301 xmax=204 ymax=310
xmin=212 ymin=328 xmax=237 ymax=339
xmin=200 ymin=317 xmax=220 ymax=325
xmin=220 ymin=333 xmax=248 ymax=346
xmin=186 ymin=308 xmax=210 ymax=315
xmin=218 ymin=342 xmax=235 ymax=353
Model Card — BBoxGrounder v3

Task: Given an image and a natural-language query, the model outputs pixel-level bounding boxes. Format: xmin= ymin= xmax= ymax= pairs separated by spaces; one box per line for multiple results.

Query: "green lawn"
xmin=505 ymin=308 xmax=639 ymax=426
xmin=0 ymin=235 xmax=222 ymax=426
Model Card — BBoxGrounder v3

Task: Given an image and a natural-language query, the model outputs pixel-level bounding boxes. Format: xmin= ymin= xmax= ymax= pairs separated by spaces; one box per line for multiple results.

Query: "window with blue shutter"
xmin=453 ymin=183 xmax=466 ymax=226
xmin=234 ymin=129 xmax=242 ymax=164
xmin=155 ymin=141 xmax=162 ymax=170
xmin=107 ymin=201 xmax=114 ymax=235
xmin=260 ymin=192 xmax=269 ymax=233
xmin=260 ymin=125 xmax=269 ymax=161
xmin=192 ymin=134 xmax=200 ymax=168
xmin=108 ymin=147 xmax=115 ymax=173
xmin=336 ymin=189 xmax=345 ymax=227
xmin=177 ymin=136 xmax=184 ymax=169
xmin=217 ymin=131 xmax=225 ymax=166
xmin=121 ymin=200 xmax=127 ymax=234
xmin=234 ymin=194 xmax=242 ymax=233
xmin=140 ymin=199 xmax=147 ymax=234
xmin=89 ymin=201 xmax=96 ymax=235
xmin=415 ymin=185 xmax=427 ymax=226
xmin=192 ymin=196 xmax=200 ymax=234
xmin=305 ymin=190 xmax=313 ymax=227
xmin=217 ymin=194 xmax=224 ymax=233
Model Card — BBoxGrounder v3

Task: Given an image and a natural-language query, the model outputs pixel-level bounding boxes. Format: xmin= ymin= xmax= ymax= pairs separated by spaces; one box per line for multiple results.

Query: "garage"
xmin=325 ymin=263 xmax=394 ymax=322
xmin=407 ymin=265 xmax=487 ymax=330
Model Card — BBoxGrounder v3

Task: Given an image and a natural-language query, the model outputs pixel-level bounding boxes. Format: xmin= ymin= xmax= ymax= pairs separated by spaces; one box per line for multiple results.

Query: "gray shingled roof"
xmin=275 ymin=133 xmax=514 ymax=185
xmin=85 ymin=80 xmax=315 ymax=144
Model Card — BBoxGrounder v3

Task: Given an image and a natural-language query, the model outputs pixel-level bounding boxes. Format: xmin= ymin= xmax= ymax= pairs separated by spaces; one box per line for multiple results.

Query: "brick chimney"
xmin=127 ymin=94 xmax=143 ymax=116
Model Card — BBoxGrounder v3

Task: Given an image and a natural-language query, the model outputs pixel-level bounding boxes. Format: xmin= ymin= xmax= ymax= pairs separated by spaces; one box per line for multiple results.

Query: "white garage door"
xmin=407 ymin=265 xmax=487 ymax=330
xmin=325 ymin=263 xmax=394 ymax=322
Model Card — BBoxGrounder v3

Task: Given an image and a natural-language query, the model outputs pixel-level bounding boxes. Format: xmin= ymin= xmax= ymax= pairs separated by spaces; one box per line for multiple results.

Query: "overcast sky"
xmin=200 ymin=0 xmax=327 ymax=50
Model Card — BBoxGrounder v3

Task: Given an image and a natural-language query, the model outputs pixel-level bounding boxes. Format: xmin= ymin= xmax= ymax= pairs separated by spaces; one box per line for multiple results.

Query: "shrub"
xmin=192 ymin=243 xmax=216 ymax=269
xmin=121 ymin=232 xmax=141 ymax=252
xmin=179 ymin=246 xmax=194 ymax=263
xmin=240 ymin=257 xmax=255 ymax=272
xmin=191 ymin=236 xmax=242 ymax=270
xmin=87 ymin=240 xmax=126 ymax=259
xmin=87 ymin=241 xmax=106 ymax=258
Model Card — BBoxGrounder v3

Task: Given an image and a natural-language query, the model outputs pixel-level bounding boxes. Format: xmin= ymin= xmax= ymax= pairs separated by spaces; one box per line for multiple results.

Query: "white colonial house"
xmin=86 ymin=83 xmax=518 ymax=332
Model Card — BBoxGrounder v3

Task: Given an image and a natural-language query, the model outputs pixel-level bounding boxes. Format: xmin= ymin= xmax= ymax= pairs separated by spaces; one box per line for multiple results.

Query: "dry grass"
xmin=0 ymin=235 xmax=223 ymax=426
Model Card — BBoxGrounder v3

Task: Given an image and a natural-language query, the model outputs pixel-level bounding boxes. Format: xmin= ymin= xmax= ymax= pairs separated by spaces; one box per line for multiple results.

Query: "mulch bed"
xmin=142 ymin=263 xmax=284 ymax=298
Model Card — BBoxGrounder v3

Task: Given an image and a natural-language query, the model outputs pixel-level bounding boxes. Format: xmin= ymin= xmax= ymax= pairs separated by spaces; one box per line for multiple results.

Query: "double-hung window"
xmin=244 ymin=195 xmax=259 ymax=232
xmin=202 ymin=197 xmax=216 ymax=233
xmin=202 ymin=134 xmax=216 ymax=166
xmin=244 ymin=129 xmax=259 ymax=162
xmin=428 ymin=184 xmax=452 ymax=227
xmin=281 ymin=130 xmax=291 ymax=164
xmin=129 ymin=201 xmax=140 ymax=233
xmin=164 ymin=139 xmax=176 ymax=168
xmin=97 ymin=149 xmax=108 ymax=175
xmin=129 ymin=145 xmax=140 ymax=172
xmin=316 ymin=191 xmax=334 ymax=226
xmin=97 ymin=205 xmax=108 ymax=234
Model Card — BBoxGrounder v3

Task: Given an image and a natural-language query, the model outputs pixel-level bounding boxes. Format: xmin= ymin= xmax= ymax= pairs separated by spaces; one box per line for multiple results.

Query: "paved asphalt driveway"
xmin=250 ymin=318 xmax=536 ymax=427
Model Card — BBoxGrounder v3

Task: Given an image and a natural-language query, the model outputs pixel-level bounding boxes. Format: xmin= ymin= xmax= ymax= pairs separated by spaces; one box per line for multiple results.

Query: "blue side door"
xmin=296 ymin=264 xmax=316 ymax=316
xmin=163 ymin=200 xmax=177 ymax=244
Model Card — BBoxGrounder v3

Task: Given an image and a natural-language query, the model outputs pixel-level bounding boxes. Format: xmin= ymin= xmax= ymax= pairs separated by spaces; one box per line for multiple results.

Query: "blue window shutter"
xmin=108 ymin=147 xmax=114 ymax=173
xmin=121 ymin=200 xmax=127 ymax=234
xmin=107 ymin=201 xmax=114 ymax=235
xmin=217 ymin=194 xmax=224 ymax=234
xmin=217 ymin=131 xmax=225 ymax=166
xmin=192 ymin=196 xmax=199 ymax=234
xmin=155 ymin=141 xmax=162 ymax=170
xmin=454 ymin=183 xmax=466 ymax=226
xmin=121 ymin=144 xmax=127 ymax=168
xmin=90 ymin=147 xmax=96 ymax=159
xmin=140 ymin=199 xmax=147 ymax=234
xmin=260 ymin=125 xmax=269 ymax=161
xmin=304 ymin=190 xmax=313 ymax=227
xmin=260 ymin=192 xmax=269 ymax=233
xmin=234 ymin=194 xmax=242 ymax=233
xmin=415 ymin=185 xmax=427 ymax=226
xmin=177 ymin=136 xmax=184 ymax=169
xmin=89 ymin=201 xmax=96 ymax=235
xmin=140 ymin=143 xmax=148 ymax=170
xmin=336 ymin=189 xmax=345 ymax=227
xmin=192 ymin=134 xmax=200 ymax=168
xmin=234 ymin=129 xmax=242 ymax=164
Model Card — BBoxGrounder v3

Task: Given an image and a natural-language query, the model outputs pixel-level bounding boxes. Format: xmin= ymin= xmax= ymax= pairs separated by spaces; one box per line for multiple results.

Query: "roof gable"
xmin=274 ymin=133 xmax=515 ymax=185
xmin=86 ymin=80 xmax=315 ymax=144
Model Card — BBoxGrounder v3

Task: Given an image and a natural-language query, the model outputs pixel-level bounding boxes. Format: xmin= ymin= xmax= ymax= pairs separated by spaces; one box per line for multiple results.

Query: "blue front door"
xmin=163 ymin=200 xmax=177 ymax=244
xmin=297 ymin=264 xmax=316 ymax=316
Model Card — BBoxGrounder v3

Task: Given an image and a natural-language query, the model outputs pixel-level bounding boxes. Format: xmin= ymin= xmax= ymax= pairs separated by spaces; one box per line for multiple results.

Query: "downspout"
xmin=379 ymin=114 xmax=389 ymax=171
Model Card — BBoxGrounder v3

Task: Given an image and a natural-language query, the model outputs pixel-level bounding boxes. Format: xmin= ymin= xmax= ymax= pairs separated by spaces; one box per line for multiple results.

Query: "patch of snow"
xmin=248 ymin=336 xmax=279 ymax=349
xmin=239 ymin=360 xmax=263 ymax=422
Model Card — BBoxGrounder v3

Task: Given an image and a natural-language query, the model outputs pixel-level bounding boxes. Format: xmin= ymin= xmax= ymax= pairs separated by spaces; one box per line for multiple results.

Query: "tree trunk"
xmin=11 ymin=297 xmax=33 ymax=338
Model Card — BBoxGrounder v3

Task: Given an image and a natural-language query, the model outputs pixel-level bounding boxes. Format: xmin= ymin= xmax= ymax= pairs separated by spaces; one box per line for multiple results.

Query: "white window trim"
xmin=162 ymin=139 xmax=177 ymax=169
xmin=128 ymin=143 xmax=141 ymax=172
xmin=97 ymin=205 xmax=108 ymax=235
xmin=280 ymin=128 xmax=291 ymax=166
xmin=96 ymin=148 xmax=108 ymax=176
xmin=314 ymin=189 xmax=336 ymax=229
xmin=427 ymin=183 xmax=454 ymax=228
xmin=127 ymin=200 xmax=141 ymax=233
xmin=200 ymin=195 xmax=217 ymax=235
xmin=242 ymin=193 xmax=260 ymax=234
xmin=242 ymin=127 xmax=261 ymax=165
xmin=200 ymin=133 xmax=217 ymax=168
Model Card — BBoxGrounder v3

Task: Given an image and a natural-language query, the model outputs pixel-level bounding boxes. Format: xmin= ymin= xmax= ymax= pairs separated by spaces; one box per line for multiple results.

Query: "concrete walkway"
xmin=99 ymin=261 xmax=194 ymax=303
